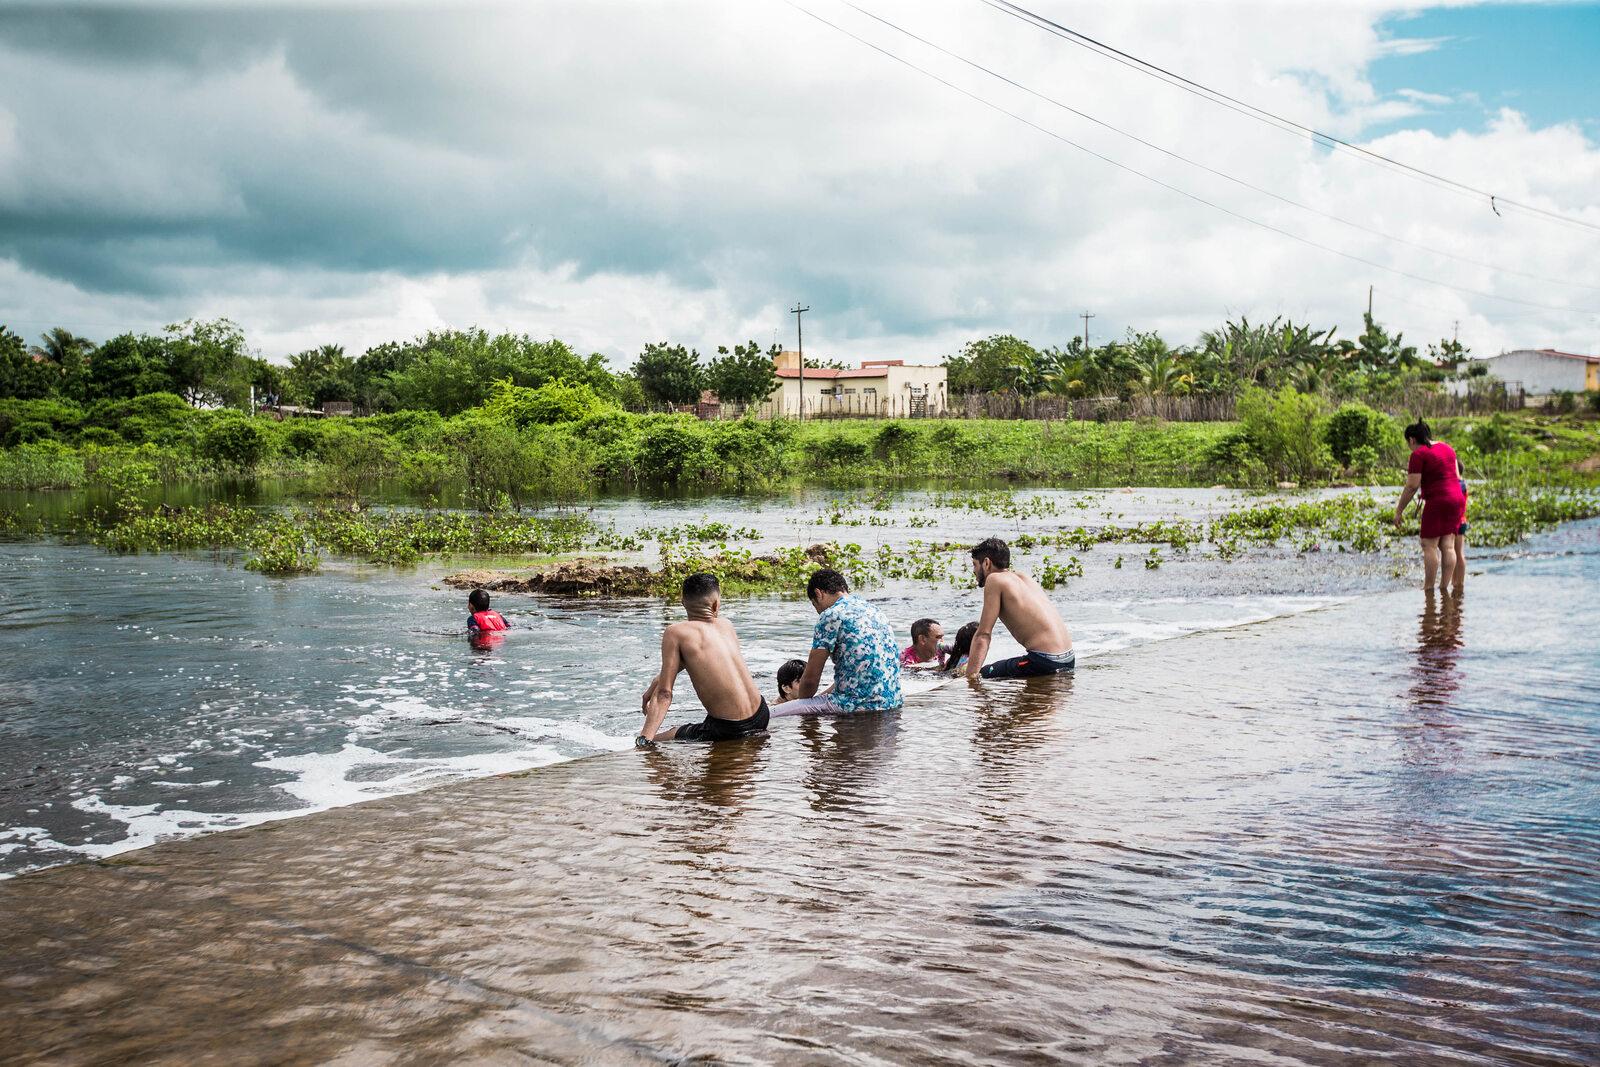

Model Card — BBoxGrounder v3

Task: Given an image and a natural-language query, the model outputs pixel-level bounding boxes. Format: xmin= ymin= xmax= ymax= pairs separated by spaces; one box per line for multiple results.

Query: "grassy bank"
xmin=3 ymin=387 xmax=1597 ymax=501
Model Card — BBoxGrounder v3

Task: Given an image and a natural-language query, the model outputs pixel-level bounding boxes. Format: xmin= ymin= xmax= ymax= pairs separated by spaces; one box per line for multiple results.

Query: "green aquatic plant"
xmin=637 ymin=520 xmax=760 ymax=543
xmin=1037 ymin=555 xmax=1084 ymax=589
xmin=244 ymin=521 xmax=322 ymax=576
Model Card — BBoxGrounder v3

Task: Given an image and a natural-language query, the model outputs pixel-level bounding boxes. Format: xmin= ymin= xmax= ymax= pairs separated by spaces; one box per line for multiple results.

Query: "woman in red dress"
xmin=1393 ymin=419 xmax=1467 ymax=594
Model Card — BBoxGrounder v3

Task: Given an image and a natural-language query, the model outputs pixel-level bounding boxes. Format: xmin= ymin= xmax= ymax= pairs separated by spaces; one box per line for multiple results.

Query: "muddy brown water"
xmin=3 ymin=546 xmax=1597 ymax=1065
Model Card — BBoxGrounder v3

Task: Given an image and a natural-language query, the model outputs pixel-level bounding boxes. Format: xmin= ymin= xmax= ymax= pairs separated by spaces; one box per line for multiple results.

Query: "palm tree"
xmin=30 ymin=327 xmax=91 ymax=366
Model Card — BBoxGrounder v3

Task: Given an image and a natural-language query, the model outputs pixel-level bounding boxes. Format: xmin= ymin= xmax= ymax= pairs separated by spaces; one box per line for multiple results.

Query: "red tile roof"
xmin=774 ymin=366 xmax=893 ymax=380
xmin=1528 ymin=348 xmax=1599 ymax=363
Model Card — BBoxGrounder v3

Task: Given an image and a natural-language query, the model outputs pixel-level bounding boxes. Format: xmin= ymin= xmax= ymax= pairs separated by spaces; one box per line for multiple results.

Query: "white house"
xmin=1459 ymin=348 xmax=1599 ymax=396
xmin=767 ymin=352 xmax=948 ymax=417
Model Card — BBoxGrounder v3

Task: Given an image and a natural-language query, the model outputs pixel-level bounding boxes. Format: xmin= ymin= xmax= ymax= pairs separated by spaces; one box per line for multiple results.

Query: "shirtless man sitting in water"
xmin=638 ymin=572 xmax=769 ymax=745
xmin=965 ymin=537 xmax=1075 ymax=680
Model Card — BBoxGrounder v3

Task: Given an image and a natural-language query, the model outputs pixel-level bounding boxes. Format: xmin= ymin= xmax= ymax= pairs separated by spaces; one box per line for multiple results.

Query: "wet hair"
xmin=970 ymin=537 xmax=1010 ymax=571
xmin=1404 ymin=419 xmax=1433 ymax=446
xmin=682 ymin=572 xmax=719 ymax=602
xmin=806 ymin=568 xmax=849 ymax=599
xmin=468 ymin=588 xmax=491 ymax=611
xmin=776 ymin=658 xmax=806 ymax=694
xmin=944 ymin=621 xmax=979 ymax=670
xmin=910 ymin=617 xmax=940 ymax=641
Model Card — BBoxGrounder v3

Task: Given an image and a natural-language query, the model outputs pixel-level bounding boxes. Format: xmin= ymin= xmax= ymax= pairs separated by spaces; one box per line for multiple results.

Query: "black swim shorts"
xmin=980 ymin=649 xmax=1076 ymax=680
xmin=673 ymin=698 xmax=770 ymax=743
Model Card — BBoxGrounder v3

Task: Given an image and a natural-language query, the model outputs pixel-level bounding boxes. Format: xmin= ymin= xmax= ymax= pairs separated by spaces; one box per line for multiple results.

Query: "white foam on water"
xmin=492 ymin=716 xmax=634 ymax=752
xmin=1074 ymin=595 xmax=1346 ymax=657
xmin=257 ymin=741 xmax=569 ymax=811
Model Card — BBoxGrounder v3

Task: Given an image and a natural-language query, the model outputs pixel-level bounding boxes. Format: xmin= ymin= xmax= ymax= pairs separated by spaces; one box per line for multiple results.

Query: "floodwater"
xmin=0 ymin=517 xmax=1596 ymax=1063
xmin=0 ymin=488 xmax=1374 ymax=879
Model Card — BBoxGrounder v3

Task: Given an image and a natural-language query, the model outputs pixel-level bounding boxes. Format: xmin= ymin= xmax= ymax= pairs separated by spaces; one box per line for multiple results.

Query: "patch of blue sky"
xmin=1364 ymin=3 xmax=1600 ymax=138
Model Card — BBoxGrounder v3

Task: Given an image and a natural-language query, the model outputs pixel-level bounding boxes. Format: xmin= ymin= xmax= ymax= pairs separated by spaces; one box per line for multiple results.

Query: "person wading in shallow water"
xmin=637 ymin=573 xmax=768 ymax=745
xmin=774 ymin=568 xmax=903 ymax=716
xmin=1394 ymin=418 xmax=1467 ymax=595
xmin=965 ymin=537 xmax=1075 ymax=680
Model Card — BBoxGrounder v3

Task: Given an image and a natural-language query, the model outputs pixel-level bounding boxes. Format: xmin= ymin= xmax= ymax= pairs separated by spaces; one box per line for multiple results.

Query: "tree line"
xmin=0 ymin=323 xmax=798 ymax=413
xmin=946 ymin=315 xmax=1469 ymax=402
xmin=2 ymin=309 xmax=1473 ymax=415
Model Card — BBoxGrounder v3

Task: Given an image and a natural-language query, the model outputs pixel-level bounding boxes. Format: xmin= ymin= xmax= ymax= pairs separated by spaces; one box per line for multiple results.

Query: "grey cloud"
xmin=0 ymin=2 xmax=1593 ymax=358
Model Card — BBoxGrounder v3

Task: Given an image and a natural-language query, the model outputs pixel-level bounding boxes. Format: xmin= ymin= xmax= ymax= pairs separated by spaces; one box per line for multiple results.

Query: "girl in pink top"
xmin=1394 ymin=419 xmax=1467 ymax=593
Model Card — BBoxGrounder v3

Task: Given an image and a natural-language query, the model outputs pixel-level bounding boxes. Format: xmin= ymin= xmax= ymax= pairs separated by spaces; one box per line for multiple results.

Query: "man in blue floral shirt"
xmin=774 ymin=569 xmax=903 ymax=716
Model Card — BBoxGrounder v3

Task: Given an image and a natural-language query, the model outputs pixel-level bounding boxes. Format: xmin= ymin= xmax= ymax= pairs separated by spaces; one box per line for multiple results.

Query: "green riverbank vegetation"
xmin=3 ymin=383 xmax=1596 ymax=500
xmin=2 ymin=317 xmax=1597 ymax=583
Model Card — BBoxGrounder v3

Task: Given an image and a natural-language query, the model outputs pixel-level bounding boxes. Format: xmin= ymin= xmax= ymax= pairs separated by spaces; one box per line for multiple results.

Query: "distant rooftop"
xmin=1497 ymin=348 xmax=1599 ymax=363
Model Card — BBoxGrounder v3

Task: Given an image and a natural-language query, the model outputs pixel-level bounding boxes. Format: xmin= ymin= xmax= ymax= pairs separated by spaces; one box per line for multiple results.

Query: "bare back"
xmin=667 ymin=616 xmax=762 ymax=720
xmin=984 ymin=570 xmax=1071 ymax=654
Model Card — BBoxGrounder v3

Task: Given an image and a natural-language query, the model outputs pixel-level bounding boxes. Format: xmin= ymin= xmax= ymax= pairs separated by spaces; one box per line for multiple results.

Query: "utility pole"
xmin=1367 ymin=285 xmax=1373 ymax=319
xmin=1080 ymin=311 xmax=1096 ymax=351
xmin=791 ymin=302 xmax=809 ymax=420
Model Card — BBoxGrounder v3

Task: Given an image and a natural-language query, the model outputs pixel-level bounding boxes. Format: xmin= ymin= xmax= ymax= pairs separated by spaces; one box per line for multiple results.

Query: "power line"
xmin=837 ymin=0 xmax=1600 ymax=294
xmin=784 ymin=1 xmax=1600 ymax=318
xmin=981 ymin=0 xmax=1600 ymax=237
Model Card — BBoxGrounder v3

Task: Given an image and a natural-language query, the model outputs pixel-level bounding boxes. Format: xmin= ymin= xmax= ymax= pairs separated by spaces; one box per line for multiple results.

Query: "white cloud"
xmin=0 ymin=0 xmax=1596 ymax=366
xmin=1376 ymin=33 xmax=1454 ymax=57
xmin=1396 ymin=87 xmax=1455 ymax=106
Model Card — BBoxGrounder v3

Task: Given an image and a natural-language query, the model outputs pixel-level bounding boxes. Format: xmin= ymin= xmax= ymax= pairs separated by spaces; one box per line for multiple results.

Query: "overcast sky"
xmin=1 ymin=0 xmax=1597 ymax=367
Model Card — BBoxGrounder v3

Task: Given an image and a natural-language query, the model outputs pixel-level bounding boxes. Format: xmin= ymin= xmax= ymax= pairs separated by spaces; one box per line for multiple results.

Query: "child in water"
xmin=467 ymin=588 xmax=509 ymax=634
xmin=942 ymin=621 xmax=979 ymax=674
xmin=901 ymin=617 xmax=948 ymax=670
xmin=776 ymin=659 xmax=807 ymax=704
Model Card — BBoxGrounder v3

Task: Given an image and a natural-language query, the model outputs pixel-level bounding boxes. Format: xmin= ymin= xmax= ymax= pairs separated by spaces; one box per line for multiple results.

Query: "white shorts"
xmin=770 ymin=694 xmax=845 ymax=717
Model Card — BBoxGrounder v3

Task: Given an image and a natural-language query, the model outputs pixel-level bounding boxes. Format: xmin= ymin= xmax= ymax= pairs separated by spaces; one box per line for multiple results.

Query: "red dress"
xmin=1408 ymin=442 xmax=1466 ymax=539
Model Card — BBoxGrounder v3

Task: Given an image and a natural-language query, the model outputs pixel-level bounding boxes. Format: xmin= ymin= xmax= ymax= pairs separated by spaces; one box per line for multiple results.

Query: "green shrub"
xmin=278 ymin=420 xmax=324 ymax=457
xmin=367 ymin=409 xmax=445 ymax=448
xmin=1348 ymin=445 xmax=1381 ymax=476
xmin=928 ymin=422 xmax=972 ymax=450
xmin=87 ymin=393 xmax=194 ymax=446
xmin=873 ymin=421 xmax=923 ymax=462
xmin=444 ymin=417 xmax=542 ymax=509
xmin=811 ymin=436 xmax=870 ymax=469
xmin=399 ymin=450 xmax=460 ymax=500
xmin=77 ymin=426 xmax=122 ymax=447
xmin=1588 ymin=391 xmax=1600 ymax=415
xmin=572 ymin=409 xmax=636 ymax=445
xmin=1236 ymin=386 xmax=1331 ymax=483
xmin=632 ymin=417 xmax=712 ymax=485
xmin=1323 ymin=402 xmax=1400 ymax=468
xmin=1470 ymin=414 xmax=1521 ymax=455
xmin=0 ymin=442 xmax=84 ymax=490
xmin=200 ymin=417 xmax=268 ymax=470
xmin=525 ymin=430 xmax=595 ymax=503
xmin=0 ymin=398 xmax=84 ymax=442
xmin=481 ymin=377 xmax=617 ymax=428
xmin=705 ymin=417 xmax=792 ymax=488
xmin=321 ymin=427 xmax=402 ymax=494
xmin=5 ymin=421 xmax=55 ymax=447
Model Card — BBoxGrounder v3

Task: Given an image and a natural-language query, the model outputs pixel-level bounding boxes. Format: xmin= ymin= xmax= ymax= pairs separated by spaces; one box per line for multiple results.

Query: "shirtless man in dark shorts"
xmin=965 ymin=537 xmax=1075 ymax=680
xmin=638 ymin=572 xmax=769 ymax=745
